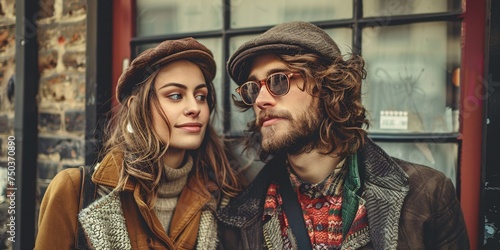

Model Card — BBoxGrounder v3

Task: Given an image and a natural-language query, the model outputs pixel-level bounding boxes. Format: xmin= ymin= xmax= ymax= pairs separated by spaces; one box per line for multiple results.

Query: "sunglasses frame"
xmin=235 ymin=72 xmax=300 ymax=105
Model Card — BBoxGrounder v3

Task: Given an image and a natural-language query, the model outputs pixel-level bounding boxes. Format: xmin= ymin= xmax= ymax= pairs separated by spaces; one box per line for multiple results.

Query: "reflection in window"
xmin=377 ymin=142 xmax=458 ymax=186
xmin=230 ymin=0 xmax=352 ymax=28
xmin=136 ymin=0 xmax=222 ymax=37
xmin=362 ymin=22 xmax=461 ymax=134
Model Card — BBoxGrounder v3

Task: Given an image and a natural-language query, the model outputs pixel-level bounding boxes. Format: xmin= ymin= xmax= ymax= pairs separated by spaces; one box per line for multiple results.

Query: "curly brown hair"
xmin=232 ymin=53 xmax=370 ymax=160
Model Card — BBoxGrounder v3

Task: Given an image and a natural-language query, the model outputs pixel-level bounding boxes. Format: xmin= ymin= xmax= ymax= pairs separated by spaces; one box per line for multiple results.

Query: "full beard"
xmin=259 ymin=106 xmax=322 ymax=155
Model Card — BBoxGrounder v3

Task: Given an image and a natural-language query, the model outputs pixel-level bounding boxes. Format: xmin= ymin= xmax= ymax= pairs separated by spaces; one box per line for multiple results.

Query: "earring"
xmin=126 ymin=121 xmax=134 ymax=133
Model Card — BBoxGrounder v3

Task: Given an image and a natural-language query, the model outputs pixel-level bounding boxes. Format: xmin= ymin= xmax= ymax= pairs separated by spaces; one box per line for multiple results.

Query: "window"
xmin=132 ymin=0 xmax=463 ymax=183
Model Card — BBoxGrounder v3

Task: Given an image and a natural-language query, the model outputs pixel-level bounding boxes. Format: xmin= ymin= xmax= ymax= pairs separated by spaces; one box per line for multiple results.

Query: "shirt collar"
xmin=288 ymin=158 xmax=347 ymax=198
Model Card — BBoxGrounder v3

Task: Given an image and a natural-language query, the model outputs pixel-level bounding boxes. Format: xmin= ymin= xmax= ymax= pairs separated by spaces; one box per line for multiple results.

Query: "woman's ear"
xmin=127 ymin=95 xmax=136 ymax=108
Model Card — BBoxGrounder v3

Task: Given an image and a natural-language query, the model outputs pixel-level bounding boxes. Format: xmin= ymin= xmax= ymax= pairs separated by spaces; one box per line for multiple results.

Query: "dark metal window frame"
xmin=128 ymin=0 xmax=464 ymax=188
xmin=14 ymin=1 xmax=39 ymax=249
xmin=129 ymin=0 xmax=463 ymax=137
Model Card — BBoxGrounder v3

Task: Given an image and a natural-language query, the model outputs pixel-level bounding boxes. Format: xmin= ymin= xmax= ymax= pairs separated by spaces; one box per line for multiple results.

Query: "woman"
xmin=35 ymin=37 xmax=240 ymax=249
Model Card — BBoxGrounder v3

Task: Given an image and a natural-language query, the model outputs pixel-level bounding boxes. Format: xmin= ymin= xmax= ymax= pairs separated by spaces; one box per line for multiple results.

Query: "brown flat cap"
xmin=227 ymin=21 xmax=341 ymax=85
xmin=116 ymin=37 xmax=216 ymax=103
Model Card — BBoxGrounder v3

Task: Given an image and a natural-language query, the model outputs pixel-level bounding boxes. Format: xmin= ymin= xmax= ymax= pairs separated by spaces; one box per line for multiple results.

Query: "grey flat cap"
xmin=227 ymin=21 xmax=341 ymax=85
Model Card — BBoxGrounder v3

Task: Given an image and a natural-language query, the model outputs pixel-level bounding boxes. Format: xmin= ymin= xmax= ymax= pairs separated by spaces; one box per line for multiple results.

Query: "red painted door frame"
xmin=460 ymin=0 xmax=486 ymax=249
xmin=111 ymin=0 xmax=134 ymax=108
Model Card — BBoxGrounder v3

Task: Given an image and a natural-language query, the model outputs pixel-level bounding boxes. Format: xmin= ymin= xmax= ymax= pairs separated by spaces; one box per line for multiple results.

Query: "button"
xmin=315 ymin=202 xmax=323 ymax=209
xmin=316 ymin=224 xmax=324 ymax=231
xmin=300 ymin=184 xmax=310 ymax=193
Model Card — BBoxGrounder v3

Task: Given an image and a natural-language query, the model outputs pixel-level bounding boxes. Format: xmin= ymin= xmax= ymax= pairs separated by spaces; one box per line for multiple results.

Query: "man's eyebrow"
xmin=247 ymin=67 xmax=289 ymax=81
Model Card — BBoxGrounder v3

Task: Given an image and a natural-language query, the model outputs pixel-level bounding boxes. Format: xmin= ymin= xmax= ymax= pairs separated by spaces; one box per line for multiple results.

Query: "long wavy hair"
xmin=103 ymin=60 xmax=240 ymax=208
xmin=233 ymin=53 xmax=370 ymax=160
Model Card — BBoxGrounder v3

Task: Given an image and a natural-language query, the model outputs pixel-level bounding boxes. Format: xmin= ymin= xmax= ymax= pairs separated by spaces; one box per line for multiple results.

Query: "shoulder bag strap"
xmin=75 ymin=165 xmax=97 ymax=250
xmin=275 ymin=165 xmax=312 ymax=250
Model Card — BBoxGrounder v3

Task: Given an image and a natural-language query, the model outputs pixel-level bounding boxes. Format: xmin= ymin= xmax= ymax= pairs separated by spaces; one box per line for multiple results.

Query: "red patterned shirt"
xmin=263 ymin=161 xmax=370 ymax=249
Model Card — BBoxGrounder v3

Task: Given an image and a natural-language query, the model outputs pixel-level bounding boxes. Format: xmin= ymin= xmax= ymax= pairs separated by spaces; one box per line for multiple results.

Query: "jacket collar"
xmin=91 ymin=151 xmax=136 ymax=191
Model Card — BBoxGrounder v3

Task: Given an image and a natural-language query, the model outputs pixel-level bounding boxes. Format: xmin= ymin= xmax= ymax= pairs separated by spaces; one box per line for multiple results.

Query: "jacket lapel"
xmin=78 ymin=191 xmax=132 ymax=249
xmin=218 ymin=156 xmax=282 ymax=228
xmin=360 ymin=139 xmax=410 ymax=250
xmin=169 ymin=177 xmax=211 ymax=245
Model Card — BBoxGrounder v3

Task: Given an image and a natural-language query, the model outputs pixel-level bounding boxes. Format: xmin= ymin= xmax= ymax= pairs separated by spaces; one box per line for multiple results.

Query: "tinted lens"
xmin=240 ymin=82 xmax=260 ymax=104
xmin=268 ymin=73 xmax=289 ymax=96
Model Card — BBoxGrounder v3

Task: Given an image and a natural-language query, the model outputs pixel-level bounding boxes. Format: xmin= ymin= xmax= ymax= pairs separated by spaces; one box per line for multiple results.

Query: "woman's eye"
xmin=167 ymin=93 xmax=182 ymax=100
xmin=195 ymin=94 xmax=207 ymax=101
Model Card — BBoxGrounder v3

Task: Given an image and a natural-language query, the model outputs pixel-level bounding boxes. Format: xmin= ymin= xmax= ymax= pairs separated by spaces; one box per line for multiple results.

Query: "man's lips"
xmin=259 ymin=115 xmax=288 ymax=127
xmin=258 ymin=110 xmax=292 ymax=127
xmin=261 ymin=117 xmax=285 ymax=127
xmin=175 ymin=122 xmax=203 ymax=132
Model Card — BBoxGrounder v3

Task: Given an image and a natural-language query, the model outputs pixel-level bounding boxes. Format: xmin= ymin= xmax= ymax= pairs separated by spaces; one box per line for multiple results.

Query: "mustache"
xmin=256 ymin=110 xmax=293 ymax=127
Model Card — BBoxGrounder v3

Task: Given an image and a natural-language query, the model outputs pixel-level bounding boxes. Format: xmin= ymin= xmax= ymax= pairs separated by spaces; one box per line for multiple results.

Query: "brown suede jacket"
xmin=35 ymin=152 xmax=217 ymax=249
xmin=218 ymin=138 xmax=470 ymax=250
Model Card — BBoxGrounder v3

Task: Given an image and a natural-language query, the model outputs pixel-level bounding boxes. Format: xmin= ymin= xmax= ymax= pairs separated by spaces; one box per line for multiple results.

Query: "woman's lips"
xmin=176 ymin=123 xmax=202 ymax=132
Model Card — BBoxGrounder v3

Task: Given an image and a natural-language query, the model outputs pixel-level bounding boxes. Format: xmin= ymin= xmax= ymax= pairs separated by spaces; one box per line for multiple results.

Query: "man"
xmin=218 ymin=21 xmax=469 ymax=250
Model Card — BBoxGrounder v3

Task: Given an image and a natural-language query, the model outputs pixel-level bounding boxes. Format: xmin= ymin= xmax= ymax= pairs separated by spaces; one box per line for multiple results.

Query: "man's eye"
xmin=168 ymin=93 xmax=182 ymax=100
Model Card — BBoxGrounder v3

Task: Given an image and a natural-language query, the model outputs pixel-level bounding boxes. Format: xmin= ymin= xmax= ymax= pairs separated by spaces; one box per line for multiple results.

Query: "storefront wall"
xmin=117 ymin=0 xmax=486 ymax=248
xmin=0 ymin=0 xmax=493 ymax=249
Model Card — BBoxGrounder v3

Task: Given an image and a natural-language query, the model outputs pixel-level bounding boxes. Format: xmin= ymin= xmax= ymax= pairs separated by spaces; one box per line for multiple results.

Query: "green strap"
xmin=342 ymin=153 xmax=361 ymax=238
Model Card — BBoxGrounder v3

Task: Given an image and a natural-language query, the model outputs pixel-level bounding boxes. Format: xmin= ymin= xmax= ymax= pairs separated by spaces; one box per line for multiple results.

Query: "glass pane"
xmin=133 ymin=38 xmax=224 ymax=134
xmin=363 ymin=0 xmax=461 ymax=17
xmin=229 ymin=34 xmax=259 ymax=135
xmin=324 ymin=28 xmax=353 ymax=56
xmin=230 ymin=0 xmax=353 ymax=28
xmin=136 ymin=0 xmax=222 ymax=36
xmin=229 ymin=28 xmax=352 ymax=135
xmin=198 ymin=38 xmax=224 ymax=134
xmin=376 ymin=142 xmax=458 ymax=186
xmin=362 ymin=22 xmax=461 ymax=134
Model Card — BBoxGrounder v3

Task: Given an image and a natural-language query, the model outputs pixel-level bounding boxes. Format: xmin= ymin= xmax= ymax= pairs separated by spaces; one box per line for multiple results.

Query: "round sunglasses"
xmin=235 ymin=72 xmax=300 ymax=105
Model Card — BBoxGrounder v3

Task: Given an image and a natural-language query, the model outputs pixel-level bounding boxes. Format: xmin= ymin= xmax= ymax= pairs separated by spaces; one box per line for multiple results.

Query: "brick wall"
xmin=0 ymin=1 xmax=87 ymax=247
xmin=36 ymin=0 xmax=87 ymax=202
